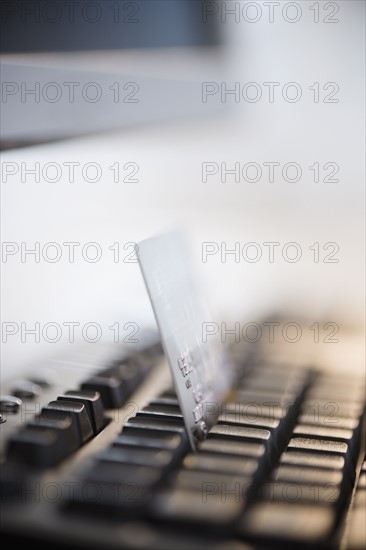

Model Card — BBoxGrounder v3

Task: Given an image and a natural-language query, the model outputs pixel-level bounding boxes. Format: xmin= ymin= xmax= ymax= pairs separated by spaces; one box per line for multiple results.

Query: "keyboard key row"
xmin=81 ymin=355 xmax=150 ymax=409
xmin=145 ymin=365 xmax=314 ymax=530
xmin=6 ymin=392 xmax=107 ymax=467
xmin=4 ymin=345 xmax=163 ymax=468
xmin=237 ymin=371 xmax=365 ymax=547
xmin=68 ymin=414 xmax=190 ymax=515
xmin=62 ymin=362 xmax=364 ymax=550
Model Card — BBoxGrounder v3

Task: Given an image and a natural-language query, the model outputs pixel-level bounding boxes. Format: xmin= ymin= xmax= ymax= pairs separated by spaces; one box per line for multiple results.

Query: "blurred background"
xmin=1 ymin=1 xmax=364 ymax=375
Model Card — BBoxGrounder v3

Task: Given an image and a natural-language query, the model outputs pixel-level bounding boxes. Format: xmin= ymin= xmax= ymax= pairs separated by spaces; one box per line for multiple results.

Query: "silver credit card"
xmin=137 ymin=233 xmax=233 ymax=450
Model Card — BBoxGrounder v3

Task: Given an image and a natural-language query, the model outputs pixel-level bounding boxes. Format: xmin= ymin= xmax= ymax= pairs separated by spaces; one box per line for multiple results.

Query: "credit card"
xmin=136 ymin=233 xmax=233 ymax=450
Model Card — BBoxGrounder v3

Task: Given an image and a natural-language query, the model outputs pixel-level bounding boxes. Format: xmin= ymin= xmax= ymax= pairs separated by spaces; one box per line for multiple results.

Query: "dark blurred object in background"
xmin=1 ymin=0 xmax=220 ymax=52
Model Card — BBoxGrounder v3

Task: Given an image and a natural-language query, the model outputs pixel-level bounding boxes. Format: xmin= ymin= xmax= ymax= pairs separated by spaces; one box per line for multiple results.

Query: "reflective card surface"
xmin=137 ymin=233 xmax=233 ymax=449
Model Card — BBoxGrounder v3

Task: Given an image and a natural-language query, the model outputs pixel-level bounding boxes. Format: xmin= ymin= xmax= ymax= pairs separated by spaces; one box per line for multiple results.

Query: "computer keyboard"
xmin=1 ymin=338 xmax=365 ymax=549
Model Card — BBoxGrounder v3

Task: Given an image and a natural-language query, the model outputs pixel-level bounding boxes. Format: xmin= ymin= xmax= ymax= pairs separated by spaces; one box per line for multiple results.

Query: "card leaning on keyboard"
xmin=0 ymin=232 xmax=365 ymax=550
xmin=136 ymin=232 xmax=234 ymax=449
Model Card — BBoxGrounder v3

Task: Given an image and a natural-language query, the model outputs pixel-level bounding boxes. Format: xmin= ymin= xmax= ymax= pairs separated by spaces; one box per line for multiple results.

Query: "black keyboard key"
xmin=208 ymin=425 xmax=271 ymax=445
xmin=42 ymin=400 xmax=93 ymax=444
xmin=149 ymin=397 xmax=180 ymax=407
xmin=102 ymin=357 xmax=147 ymax=393
xmin=170 ymin=469 xmax=252 ymax=502
xmin=218 ymin=412 xmax=280 ymax=431
xmin=280 ymin=450 xmax=346 ymax=470
xmin=199 ymin=438 xmax=266 ymax=459
xmin=150 ymin=487 xmax=243 ymax=528
xmin=58 ymin=390 xmax=107 ymax=434
xmin=307 ymin=384 xmax=365 ymax=402
xmin=85 ymin=460 xmax=162 ymax=487
xmin=98 ymin=446 xmax=175 ymax=469
xmin=183 ymin=453 xmax=259 ymax=477
xmin=31 ymin=411 xmax=80 ymax=453
xmin=224 ymin=400 xmax=286 ymax=420
xmin=272 ymin=465 xmax=343 ymax=485
xmin=239 ymin=502 xmax=336 ymax=544
xmin=298 ymin=414 xmax=359 ymax=430
xmin=80 ymin=355 xmax=153 ymax=411
xmin=70 ymin=461 xmax=162 ymax=514
xmin=259 ymin=481 xmax=340 ymax=505
xmin=208 ymin=424 xmax=275 ymax=468
xmin=287 ymin=437 xmax=348 ymax=455
xmin=241 ymin=372 xmax=307 ymax=393
xmin=125 ymin=417 xmax=186 ymax=433
xmin=302 ymin=399 xmax=364 ymax=419
xmin=7 ymin=425 xmax=66 ymax=467
xmin=114 ymin=431 xmax=187 ymax=453
xmin=157 ymin=388 xmax=177 ymax=399
xmin=80 ymin=354 xmax=149 ymax=411
xmin=235 ymin=388 xmax=294 ymax=405
xmin=175 ymin=468 xmax=251 ymax=489
xmin=293 ymin=424 xmax=354 ymax=442
xmin=136 ymin=403 xmax=183 ymax=421
xmin=0 ymin=395 xmax=22 ymax=414
xmin=81 ymin=375 xmax=128 ymax=409
xmin=28 ymin=373 xmax=53 ymax=388
xmin=6 ymin=407 xmax=85 ymax=467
